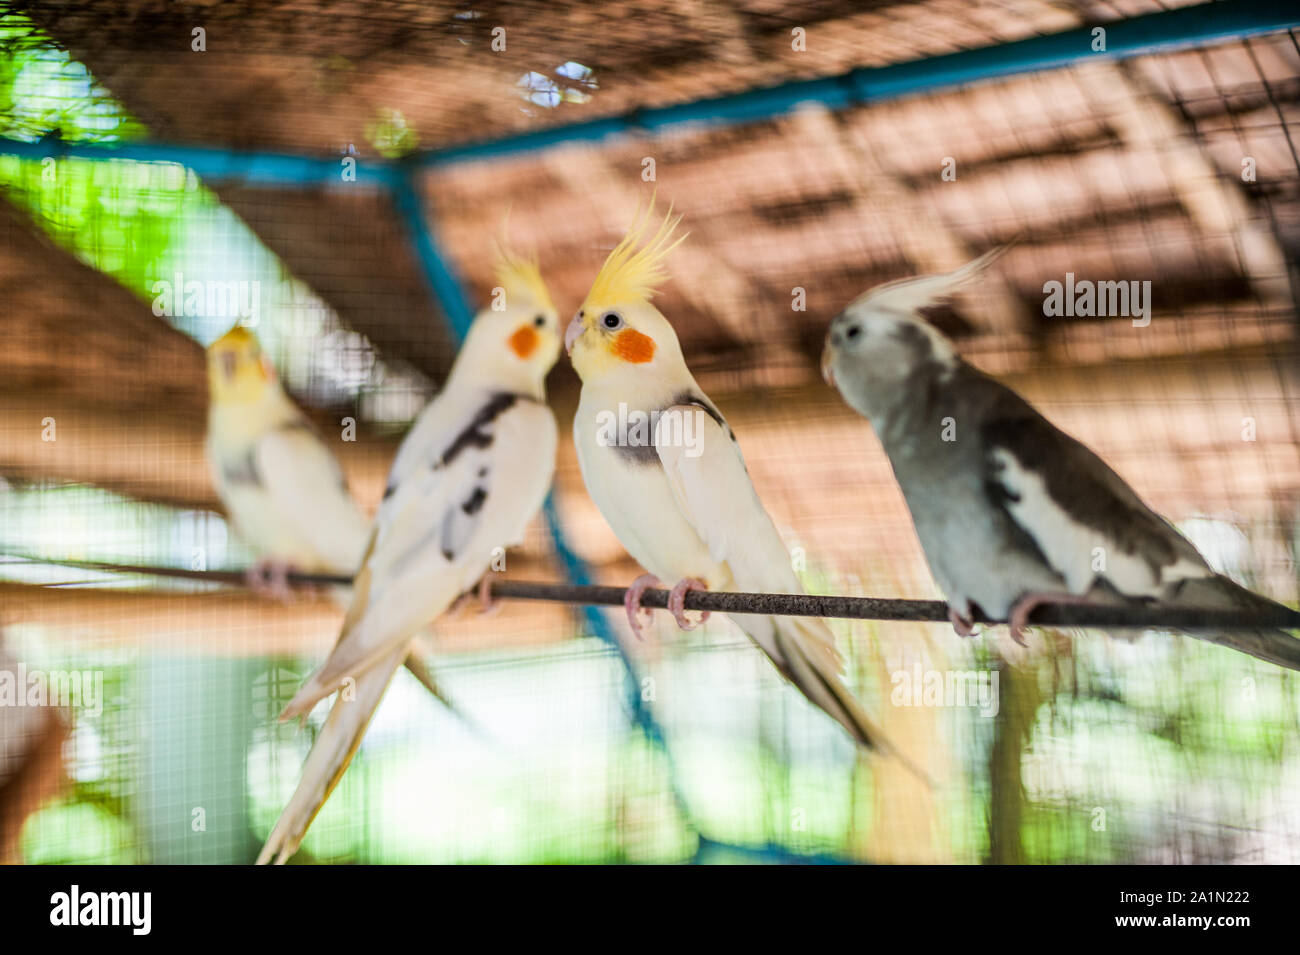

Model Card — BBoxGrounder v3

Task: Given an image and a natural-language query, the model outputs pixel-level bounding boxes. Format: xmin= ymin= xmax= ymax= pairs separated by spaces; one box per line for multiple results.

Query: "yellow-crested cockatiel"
xmin=205 ymin=324 xmax=457 ymax=715
xmin=564 ymin=200 xmax=895 ymax=755
xmin=206 ymin=324 xmax=370 ymax=595
xmin=256 ymin=250 xmax=561 ymax=864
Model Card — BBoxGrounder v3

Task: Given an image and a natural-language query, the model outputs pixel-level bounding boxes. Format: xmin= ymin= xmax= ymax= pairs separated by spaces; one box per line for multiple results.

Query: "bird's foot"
xmin=476 ymin=574 xmax=499 ymax=616
xmin=948 ymin=606 xmax=978 ymax=638
xmin=245 ymin=559 xmax=300 ymax=602
xmin=667 ymin=577 xmax=711 ymax=631
xmin=1006 ymin=592 xmax=1092 ymax=646
xmin=452 ymin=575 xmax=500 ymax=616
xmin=623 ymin=574 xmax=662 ymax=640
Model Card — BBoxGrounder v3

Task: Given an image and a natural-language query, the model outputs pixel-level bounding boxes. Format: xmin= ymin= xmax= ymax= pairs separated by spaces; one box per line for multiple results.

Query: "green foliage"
xmin=0 ymin=15 xmax=145 ymax=144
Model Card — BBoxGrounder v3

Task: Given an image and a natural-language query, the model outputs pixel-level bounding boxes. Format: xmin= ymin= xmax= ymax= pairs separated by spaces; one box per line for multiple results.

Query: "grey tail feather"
xmin=1170 ymin=574 xmax=1300 ymax=671
xmin=1185 ymin=627 xmax=1300 ymax=671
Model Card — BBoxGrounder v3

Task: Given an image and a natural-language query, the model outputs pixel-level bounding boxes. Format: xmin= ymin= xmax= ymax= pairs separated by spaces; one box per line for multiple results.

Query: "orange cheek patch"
xmin=508 ymin=325 xmax=539 ymax=358
xmin=612 ymin=328 xmax=656 ymax=364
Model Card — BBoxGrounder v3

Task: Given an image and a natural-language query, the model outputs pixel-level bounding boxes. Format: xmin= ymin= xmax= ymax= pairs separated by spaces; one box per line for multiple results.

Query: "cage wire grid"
xmin=0 ymin=2 xmax=1298 ymax=864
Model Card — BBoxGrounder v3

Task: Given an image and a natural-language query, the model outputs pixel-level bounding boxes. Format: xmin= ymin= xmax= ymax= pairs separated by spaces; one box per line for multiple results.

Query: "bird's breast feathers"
xmin=574 ymin=390 xmax=724 ymax=584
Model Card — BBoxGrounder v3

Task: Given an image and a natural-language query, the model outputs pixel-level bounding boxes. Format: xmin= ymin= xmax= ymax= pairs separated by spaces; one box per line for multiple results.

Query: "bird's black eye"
xmin=533 ymin=314 xmax=546 ymax=328
xmin=602 ymin=312 xmax=623 ymax=330
xmin=845 ymin=325 xmax=862 ymax=341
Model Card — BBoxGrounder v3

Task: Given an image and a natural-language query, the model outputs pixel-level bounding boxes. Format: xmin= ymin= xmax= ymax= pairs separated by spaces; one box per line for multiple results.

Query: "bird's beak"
xmin=819 ymin=344 xmax=836 ymax=388
xmin=564 ymin=314 xmax=585 ymax=356
xmin=221 ymin=351 xmax=238 ymax=380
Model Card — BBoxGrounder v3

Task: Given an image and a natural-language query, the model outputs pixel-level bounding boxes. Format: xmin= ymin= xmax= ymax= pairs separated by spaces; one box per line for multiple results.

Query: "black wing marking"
xmin=672 ymin=390 xmax=735 ymax=440
xmin=433 ymin=392 xmax=537 ymax=560
xmin=440 ymin=479 xmax=490 ymax=561
xmin=233 ymin=419 xmax=344 ymax=491
xmin=222 ymin=446 xmax=261 ymax=486
xmin=968 ymin=364 xmax=1203 ymax=578
xmin=611 ymin=391 xmax=736 ymax=468
xmin=438 ymin=392 xmax=519 ymax=467
xmin=383 ymin=392 xmax=531 ymax=501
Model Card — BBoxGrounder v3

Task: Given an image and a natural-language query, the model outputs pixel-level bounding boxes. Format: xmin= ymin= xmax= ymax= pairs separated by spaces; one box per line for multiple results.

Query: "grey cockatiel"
xmin=820 ymin=251 xmax=1300 ymax=669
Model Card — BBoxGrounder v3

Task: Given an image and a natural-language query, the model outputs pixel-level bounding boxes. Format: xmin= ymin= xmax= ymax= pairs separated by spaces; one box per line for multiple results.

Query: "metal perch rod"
xmin=8 ymin=554 xmax=1300 ymax=631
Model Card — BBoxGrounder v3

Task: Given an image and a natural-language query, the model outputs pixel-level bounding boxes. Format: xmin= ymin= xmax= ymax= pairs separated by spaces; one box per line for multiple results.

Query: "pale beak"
xmin=820 ymin=344 xmax=836 ymax=388
xmin=564 ymin=314 xmax=585 ymax=355
xmin=221 ymin=351 xmax=238 ymax=380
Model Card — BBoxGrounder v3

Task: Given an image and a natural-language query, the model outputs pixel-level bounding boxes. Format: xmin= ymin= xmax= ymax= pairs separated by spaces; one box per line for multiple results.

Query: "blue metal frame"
xmin=3 ymin=1 xmax=1294 ymax=186
xmin=0 ymin=133 xmax=401 ymax=189
xmin=388 ymin=167 xmax=476 ymax=334
xmin=415 ymin=0 xmax=1300 ymax=168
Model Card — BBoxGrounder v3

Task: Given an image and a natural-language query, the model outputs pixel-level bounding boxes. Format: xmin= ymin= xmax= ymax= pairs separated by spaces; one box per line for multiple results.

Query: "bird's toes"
xmin=623 ymin=574 xmax=661 ymax=640
xmin=947 ymin=606 xmax=977 ymax=638
xmin=246 ymin=559 xmax=300 ymax=603
xmin=244 ymin=559 xmax=278 ymax=599
xmin=477 ymin=574 xmax=500 ymax=616
xmin=668 ymin=577 xmax=710 ymax=631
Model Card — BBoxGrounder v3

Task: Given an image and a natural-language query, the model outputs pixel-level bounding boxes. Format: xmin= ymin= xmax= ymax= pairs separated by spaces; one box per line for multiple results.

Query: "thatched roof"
xmin=5 ymin=0 xmax=1295 ymax=396
xmin=0 ymin=192 xmax=206 ymax=413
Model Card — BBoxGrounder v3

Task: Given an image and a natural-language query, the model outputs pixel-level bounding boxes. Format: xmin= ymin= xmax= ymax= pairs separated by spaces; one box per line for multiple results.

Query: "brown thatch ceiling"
xmin=11 ymin=0 xmax=1090 ymax=153
xmin=5 ymin=0 xmax=1298 ymax=399
xmin=212 ymin=184 xmax=457 ymax=382
xmin=0 ymin=191 xmax=206 ymax=413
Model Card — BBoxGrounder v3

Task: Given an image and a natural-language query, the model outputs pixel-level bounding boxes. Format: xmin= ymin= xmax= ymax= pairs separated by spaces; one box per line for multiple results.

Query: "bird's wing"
xmin=253 ymin=422 xmax=370 ymax=573
xmin=282 ymin=395 xmax=555 ymax=717
xmin=975 ymin=375 xmax=1208 ymax=597
xmin=654 ymin=404 xmax=840 ymax=668
xmin=653 ymin=404 xmax=794 ymax=589
xmin=654 ymin=405 xmax=926 ymax=760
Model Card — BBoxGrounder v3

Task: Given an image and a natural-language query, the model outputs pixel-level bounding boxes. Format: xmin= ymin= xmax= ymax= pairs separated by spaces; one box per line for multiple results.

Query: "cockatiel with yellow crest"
xmin=565 ymin=201 xmax=896 ymax=754
xmin=206 ymin=325 xmax=457 ymax=714
xmin=206 ymin=324 xmax=371 ymax=596
xmin=255 ymin=251 xmax=562 ymax=864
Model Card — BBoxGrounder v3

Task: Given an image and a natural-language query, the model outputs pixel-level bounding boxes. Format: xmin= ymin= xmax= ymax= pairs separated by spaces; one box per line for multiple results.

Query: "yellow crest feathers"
xmin=581 ymin=198 xmax=686 ymax=315
xmin=493 ymin=244 xmax=554 ymax=313
xmin=209 ymin=322 xmax=258 ymax=351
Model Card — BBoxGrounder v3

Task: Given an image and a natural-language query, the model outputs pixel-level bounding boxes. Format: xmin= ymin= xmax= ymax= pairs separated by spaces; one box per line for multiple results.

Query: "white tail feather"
xmin=256 ymin=642 xmax=408 ymax=865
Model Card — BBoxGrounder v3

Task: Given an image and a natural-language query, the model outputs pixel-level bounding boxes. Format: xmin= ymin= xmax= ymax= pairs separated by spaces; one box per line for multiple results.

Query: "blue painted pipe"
xmin=0 ymin=1 xmax=1293 ymax=181
xmin=0 ymin=133 xmax=401 ymax=188
xmin=388 ymin=168 xmax=476 ymax=335
xmin=417 ymin=0 xmax=1300 ymax=167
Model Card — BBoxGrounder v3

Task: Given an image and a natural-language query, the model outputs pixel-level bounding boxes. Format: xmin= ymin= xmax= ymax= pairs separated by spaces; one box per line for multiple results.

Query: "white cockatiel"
xmin=256 ymin=251 xmax=561 ymax=864
xmin=565 ymin=201 xmax=895 ymax=754
xmin=206 ymin=324 xmax=371 ymax=592
xmin=205 ymin=325 xmax=459 ymax=721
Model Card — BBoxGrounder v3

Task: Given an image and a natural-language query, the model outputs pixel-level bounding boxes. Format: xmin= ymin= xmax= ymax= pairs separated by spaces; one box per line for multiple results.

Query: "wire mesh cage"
xmin=0 ymin=1 xmax=1298 ymax=865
